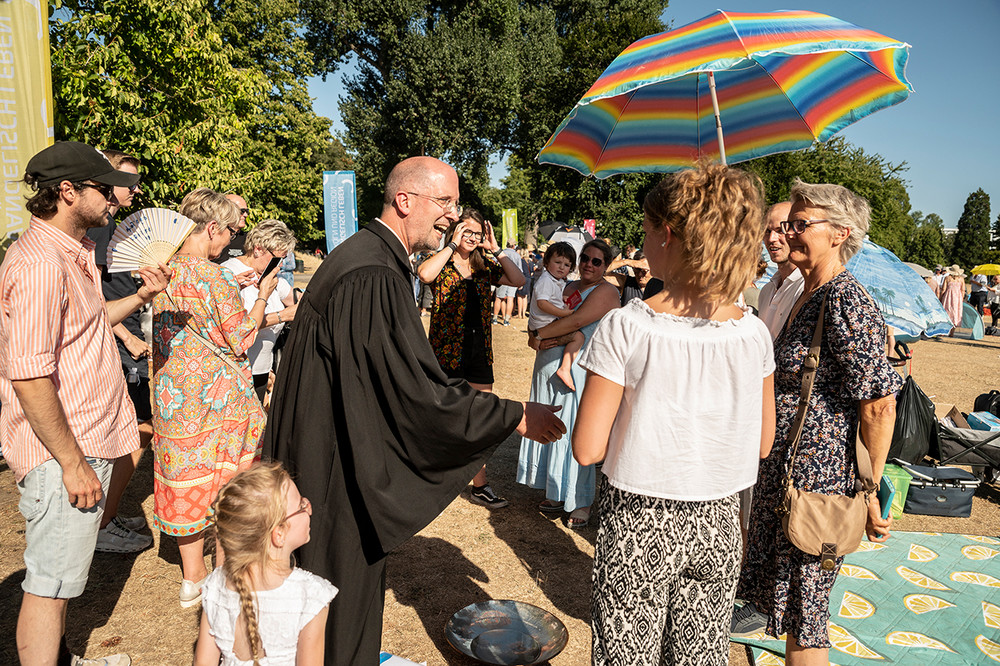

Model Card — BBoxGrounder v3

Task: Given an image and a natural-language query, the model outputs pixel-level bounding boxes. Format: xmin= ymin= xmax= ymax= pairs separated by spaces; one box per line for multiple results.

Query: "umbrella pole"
xmin=708 ymin=71 xmax=727 ymax=166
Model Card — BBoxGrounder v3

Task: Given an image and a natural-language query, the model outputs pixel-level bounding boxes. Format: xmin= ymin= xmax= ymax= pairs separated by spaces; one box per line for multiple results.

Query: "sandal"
xmin=566 ymin=507 xmax=591 ymax=529
xmin=538 ymin=500 xmax=565 ymax=514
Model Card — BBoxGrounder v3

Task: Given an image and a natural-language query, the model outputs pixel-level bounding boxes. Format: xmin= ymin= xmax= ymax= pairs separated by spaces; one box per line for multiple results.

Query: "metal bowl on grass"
xmin=445 ymin=600 xmax=569 ymax=665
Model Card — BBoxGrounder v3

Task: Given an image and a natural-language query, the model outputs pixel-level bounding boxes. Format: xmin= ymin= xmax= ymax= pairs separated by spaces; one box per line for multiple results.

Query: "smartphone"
xmin=877 ymin=475 xmax=895 ymax=520
xmin=262 ymin=256 xmax=281 ymax=278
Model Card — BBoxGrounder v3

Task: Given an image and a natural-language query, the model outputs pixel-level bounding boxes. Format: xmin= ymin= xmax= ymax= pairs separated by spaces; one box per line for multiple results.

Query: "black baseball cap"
xmin=26 ymin=141 xmax=140 ymax=188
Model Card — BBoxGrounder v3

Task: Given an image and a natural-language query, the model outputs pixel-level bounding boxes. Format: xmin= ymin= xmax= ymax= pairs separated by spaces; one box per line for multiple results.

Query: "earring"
xmin=661 ymin=242 xmax=666 ymax=247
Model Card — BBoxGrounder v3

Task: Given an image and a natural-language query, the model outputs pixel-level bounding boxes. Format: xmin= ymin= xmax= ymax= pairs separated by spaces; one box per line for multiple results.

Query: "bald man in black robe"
xmin=262 ymin=156 xmax=565 ymax=664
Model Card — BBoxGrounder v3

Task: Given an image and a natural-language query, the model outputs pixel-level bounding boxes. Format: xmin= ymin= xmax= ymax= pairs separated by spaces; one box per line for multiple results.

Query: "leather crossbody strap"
xmin=164 ymin=288 xmax=253 ymax=391
xmin=783 ymin=288 xmax=876 ymax=495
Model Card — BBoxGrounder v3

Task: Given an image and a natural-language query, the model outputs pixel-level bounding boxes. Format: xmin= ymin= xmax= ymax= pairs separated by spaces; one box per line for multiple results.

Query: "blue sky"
xmin=307 ymin=1 xmax=999 ymax=229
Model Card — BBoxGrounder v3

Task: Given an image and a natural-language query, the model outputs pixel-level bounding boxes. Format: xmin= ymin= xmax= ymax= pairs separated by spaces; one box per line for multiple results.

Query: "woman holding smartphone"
xmin=222 ymin=219 xmax=298 ymax=402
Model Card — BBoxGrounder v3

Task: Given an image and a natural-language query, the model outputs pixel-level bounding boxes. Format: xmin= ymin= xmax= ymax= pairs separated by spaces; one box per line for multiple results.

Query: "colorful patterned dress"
xmin=151 ymin=255 xmax=265 ymax=536
xmin=737 ymin=271 xmax=902 ymax=647
xmin=427 ymin=257 xmax=504 ymax=374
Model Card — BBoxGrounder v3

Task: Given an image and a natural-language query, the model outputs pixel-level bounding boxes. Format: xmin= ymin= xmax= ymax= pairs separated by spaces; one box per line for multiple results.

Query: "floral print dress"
xmin=738 ymin=271 xmax=902 ymax=648
xmin=150 ymin=255 xmax=265 ymax=536
xmin=427 ymin=257 xmax=504 ymax=373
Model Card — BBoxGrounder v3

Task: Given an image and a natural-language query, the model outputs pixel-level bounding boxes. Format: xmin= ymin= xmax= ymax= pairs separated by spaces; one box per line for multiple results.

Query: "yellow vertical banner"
xmin=501 ymin=208 xmax=517 ymax=247
xmin=1 ymin=1 xmax=54 ymax=238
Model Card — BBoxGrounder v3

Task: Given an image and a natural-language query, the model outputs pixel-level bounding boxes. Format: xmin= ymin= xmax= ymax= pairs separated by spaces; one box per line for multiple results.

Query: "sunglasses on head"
xmin=579 ymin=254 xmax=603 ymax=267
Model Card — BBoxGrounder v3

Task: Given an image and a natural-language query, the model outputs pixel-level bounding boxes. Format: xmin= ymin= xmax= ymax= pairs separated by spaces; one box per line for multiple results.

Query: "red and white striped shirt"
xmin=0 ymin=217 xmax=139 ymax=481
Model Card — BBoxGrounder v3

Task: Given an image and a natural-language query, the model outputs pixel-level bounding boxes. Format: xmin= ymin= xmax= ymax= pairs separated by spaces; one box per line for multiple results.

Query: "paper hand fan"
xmin=106 ymin=208 xmax=196 ymax=273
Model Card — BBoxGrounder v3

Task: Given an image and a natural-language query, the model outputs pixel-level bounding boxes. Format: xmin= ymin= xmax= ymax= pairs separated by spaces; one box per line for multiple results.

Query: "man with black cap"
xmin=0 ymin=141 xmax=171 ymax=665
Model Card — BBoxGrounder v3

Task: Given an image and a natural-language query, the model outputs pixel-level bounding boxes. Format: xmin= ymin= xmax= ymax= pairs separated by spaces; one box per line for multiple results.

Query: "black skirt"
xmin=446 ymin=279 xmax=494 ymax=385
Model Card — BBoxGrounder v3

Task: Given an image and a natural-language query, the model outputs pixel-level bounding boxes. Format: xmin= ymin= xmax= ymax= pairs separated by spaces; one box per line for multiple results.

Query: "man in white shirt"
xmin=734 ymin=201 xmax=802 ymax=638
xmin=757 ymin=201 xmax=804 ymax=340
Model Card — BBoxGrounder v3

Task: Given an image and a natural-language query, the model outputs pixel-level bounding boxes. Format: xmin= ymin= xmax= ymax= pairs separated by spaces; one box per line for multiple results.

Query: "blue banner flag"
xmin=323 ymin=171 xmax=358 ymax=254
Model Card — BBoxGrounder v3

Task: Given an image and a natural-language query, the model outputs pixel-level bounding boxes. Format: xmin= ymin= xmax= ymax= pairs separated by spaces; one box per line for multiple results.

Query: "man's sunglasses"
xmin=77 ymin=182 xmax=114 ymax=201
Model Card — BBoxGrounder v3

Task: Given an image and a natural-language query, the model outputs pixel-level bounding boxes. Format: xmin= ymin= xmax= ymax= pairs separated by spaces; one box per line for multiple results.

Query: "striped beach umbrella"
xmin=537 ymin=10 xmax=912 ymax=178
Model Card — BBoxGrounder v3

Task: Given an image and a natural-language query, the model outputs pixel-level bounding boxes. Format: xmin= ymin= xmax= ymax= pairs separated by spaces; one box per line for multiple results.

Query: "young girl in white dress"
xmin=194 ymin=462 xmax=337 ymax=666
xmin=573 ymin=162 xmax=776 ymax=665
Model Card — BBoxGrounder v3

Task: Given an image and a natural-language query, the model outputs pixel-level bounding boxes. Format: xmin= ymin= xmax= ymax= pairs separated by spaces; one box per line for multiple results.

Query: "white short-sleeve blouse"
xmin=578 ymin=299 xmax=775 ymax=501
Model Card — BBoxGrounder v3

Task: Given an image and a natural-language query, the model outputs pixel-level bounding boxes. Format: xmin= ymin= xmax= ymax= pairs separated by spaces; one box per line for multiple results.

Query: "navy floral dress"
xmin=737 ymin=271 xmax=902 ymax=648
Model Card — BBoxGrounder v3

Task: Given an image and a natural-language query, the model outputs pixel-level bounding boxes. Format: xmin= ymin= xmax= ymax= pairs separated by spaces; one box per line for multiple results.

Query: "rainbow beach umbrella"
xmin=537 ymin=10 xmax=913 ymax=178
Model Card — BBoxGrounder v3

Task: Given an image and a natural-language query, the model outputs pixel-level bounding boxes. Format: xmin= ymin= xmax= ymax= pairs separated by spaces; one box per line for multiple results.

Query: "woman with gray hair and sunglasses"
xmin=222 ymin=219 xmax=298 ymax=402
xmin=734 ymin=180 xmax=901 ymax=665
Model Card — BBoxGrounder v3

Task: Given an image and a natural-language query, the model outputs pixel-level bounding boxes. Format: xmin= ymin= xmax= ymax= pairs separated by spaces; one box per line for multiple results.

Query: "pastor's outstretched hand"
xmin=517 ymin=402 xmax=565 ymax=444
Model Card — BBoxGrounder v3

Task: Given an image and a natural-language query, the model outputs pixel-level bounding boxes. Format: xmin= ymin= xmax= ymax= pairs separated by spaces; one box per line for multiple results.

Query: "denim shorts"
xmin=17 ymin=456 xmax=112 ymax=598
xmin=496 ymin=285 xmax=517 ymax=299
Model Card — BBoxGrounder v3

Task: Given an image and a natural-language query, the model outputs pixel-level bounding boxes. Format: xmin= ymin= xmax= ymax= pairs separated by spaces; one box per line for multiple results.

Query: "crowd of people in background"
xmin=0 ymin=141 xmax=971 ymax=666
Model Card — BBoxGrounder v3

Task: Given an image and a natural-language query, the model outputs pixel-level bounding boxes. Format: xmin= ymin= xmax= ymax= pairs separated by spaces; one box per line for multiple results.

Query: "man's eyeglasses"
xmin=78 ymin=182 xmax=114 ymax=201
xmin=406 ymin=192 xmax=461 ymax=216
xmin=128 ymin=183 xmax=142 ymax=194
xmin=461 ymin=230 xmax=483 ymax=241
xmin=579 ymin=254 xmax=604 ymax=268
xmin=284 ymin=496 xmax=311 ymax=521
xmin=779 ymin=219 xmax=829 ymax=235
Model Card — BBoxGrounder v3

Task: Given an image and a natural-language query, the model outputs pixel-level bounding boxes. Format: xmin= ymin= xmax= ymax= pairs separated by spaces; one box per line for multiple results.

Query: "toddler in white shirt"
xmin=529 ymin=242 xmax=585 ymax=391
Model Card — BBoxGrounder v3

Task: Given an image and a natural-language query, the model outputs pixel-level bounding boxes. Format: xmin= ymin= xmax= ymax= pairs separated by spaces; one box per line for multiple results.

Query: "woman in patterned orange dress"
xmin=151 ymin=188 xmax=278 ymax=607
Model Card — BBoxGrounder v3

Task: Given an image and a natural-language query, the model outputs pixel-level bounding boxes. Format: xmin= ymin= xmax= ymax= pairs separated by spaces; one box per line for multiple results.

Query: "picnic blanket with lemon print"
xmin=734 ymin=532 xmax=1000 ymax=664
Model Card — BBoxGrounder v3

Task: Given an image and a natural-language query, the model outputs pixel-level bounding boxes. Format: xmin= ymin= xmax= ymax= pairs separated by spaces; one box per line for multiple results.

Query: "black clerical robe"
xmin=263 ymin=221 xmax=523 ymax=665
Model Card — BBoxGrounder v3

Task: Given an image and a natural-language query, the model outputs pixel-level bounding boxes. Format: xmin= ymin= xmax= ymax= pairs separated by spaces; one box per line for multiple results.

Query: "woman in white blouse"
xmin=573 ymin=162 xmax=776 ymax=665
xmin=222 ymin=219 xmax=298 ymax=402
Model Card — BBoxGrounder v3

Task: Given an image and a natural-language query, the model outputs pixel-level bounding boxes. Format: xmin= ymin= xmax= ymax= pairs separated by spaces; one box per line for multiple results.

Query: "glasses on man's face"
xmin=461 ymin=230 xmax=484 ymax=241
xmin=406 ymin=192 xmax=461 ymax=216
xmin=128 ymin=183 xmax=142 ymax=194
xmin=284 ymin=496 xmax=311 ymax=521
xmin=78 ymin=182 xmax=114 ymax=201
xmin=579 ymin=254 xmax=604 ymax=268
xmin=779 ymin=219 xmax=829 ymax=235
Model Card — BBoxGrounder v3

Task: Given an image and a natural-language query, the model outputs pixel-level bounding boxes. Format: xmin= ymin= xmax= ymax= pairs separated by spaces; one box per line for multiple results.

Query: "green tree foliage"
xmin=743 ymin=138 xmax=913 ymax=257
xmin=50 ymin=0 xmax=268 ymax=205
xmin=301 ymin=0 xmax=543 ymax=217
xmin=209 ymin=0 xmax=351 ymax=241
xmin=905 ymin=211 xmax=945 ymax=269
xmin=300 ymin=0 xmax=668 ymax=231
xmin=950 ymin=188 xmax=992 ymax=268
xmin=50 ymin=0 xmax=347 ymax=242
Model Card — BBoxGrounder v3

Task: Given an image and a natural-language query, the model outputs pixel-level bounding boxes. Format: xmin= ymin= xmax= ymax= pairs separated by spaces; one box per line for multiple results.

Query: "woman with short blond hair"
xmin=151 ymin=187 xmax=277 ymax=607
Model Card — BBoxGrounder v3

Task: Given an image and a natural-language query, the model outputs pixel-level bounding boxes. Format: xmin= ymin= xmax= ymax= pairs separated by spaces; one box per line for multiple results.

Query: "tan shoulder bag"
xmin=775 ymin=292 xmax=876 ymax=570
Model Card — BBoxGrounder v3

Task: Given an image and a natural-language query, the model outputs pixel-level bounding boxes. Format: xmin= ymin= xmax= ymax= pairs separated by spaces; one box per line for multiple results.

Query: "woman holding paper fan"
xmin=151 ymin=187 xmax=277 ymax=608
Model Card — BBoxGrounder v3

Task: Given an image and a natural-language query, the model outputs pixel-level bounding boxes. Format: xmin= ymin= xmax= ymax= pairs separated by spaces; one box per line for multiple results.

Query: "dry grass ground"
xmin=2 ymin=298 xmax=999 ymax=664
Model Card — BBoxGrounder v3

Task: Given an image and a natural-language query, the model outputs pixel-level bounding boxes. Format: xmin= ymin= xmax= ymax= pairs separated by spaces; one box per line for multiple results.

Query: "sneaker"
xmin=502 ymin=319 xmax=510 ymax=326
xmin=491 ymin=316 xmax=499 ymax=325
xmin=469 ymin=484 xmax=509 ymax=509
xmin=730 ymin=601 xmax=768 ymax=637
xmin=180 ymin=575 xmax=208 ymax=608
xmin=111 ymin=515 xmax=146 ymax=532
xmin=95 ymin=519 xmax=153 ymax=554
xmin=71 ymin=654 xmax=131 ymax=665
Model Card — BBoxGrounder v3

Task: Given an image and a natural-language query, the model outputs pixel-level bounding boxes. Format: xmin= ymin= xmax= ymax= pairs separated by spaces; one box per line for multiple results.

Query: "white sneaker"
xmin=112 ymin=515 xmax=146 ymax=531
xmin=180 ymin=575 xmax=208 ymax=608
xmin=95 ymin=520 xmax=153 ymax=554
xmin=71 ymin=654 xmax=131 ymax=665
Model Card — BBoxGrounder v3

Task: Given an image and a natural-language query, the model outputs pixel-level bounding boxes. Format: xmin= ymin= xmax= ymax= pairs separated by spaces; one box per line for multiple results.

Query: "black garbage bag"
xmin=888 ymin=375 xmax=938 ymax=464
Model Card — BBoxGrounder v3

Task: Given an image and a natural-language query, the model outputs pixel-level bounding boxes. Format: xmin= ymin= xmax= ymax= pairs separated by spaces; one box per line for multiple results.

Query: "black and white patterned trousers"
xmin=591 ymin=484 xmax=742 ymax=666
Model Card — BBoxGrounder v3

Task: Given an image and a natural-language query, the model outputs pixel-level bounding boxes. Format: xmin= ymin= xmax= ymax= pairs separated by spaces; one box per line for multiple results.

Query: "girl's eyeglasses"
xmin=284 ymin=496 xmax=311 ymax=520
